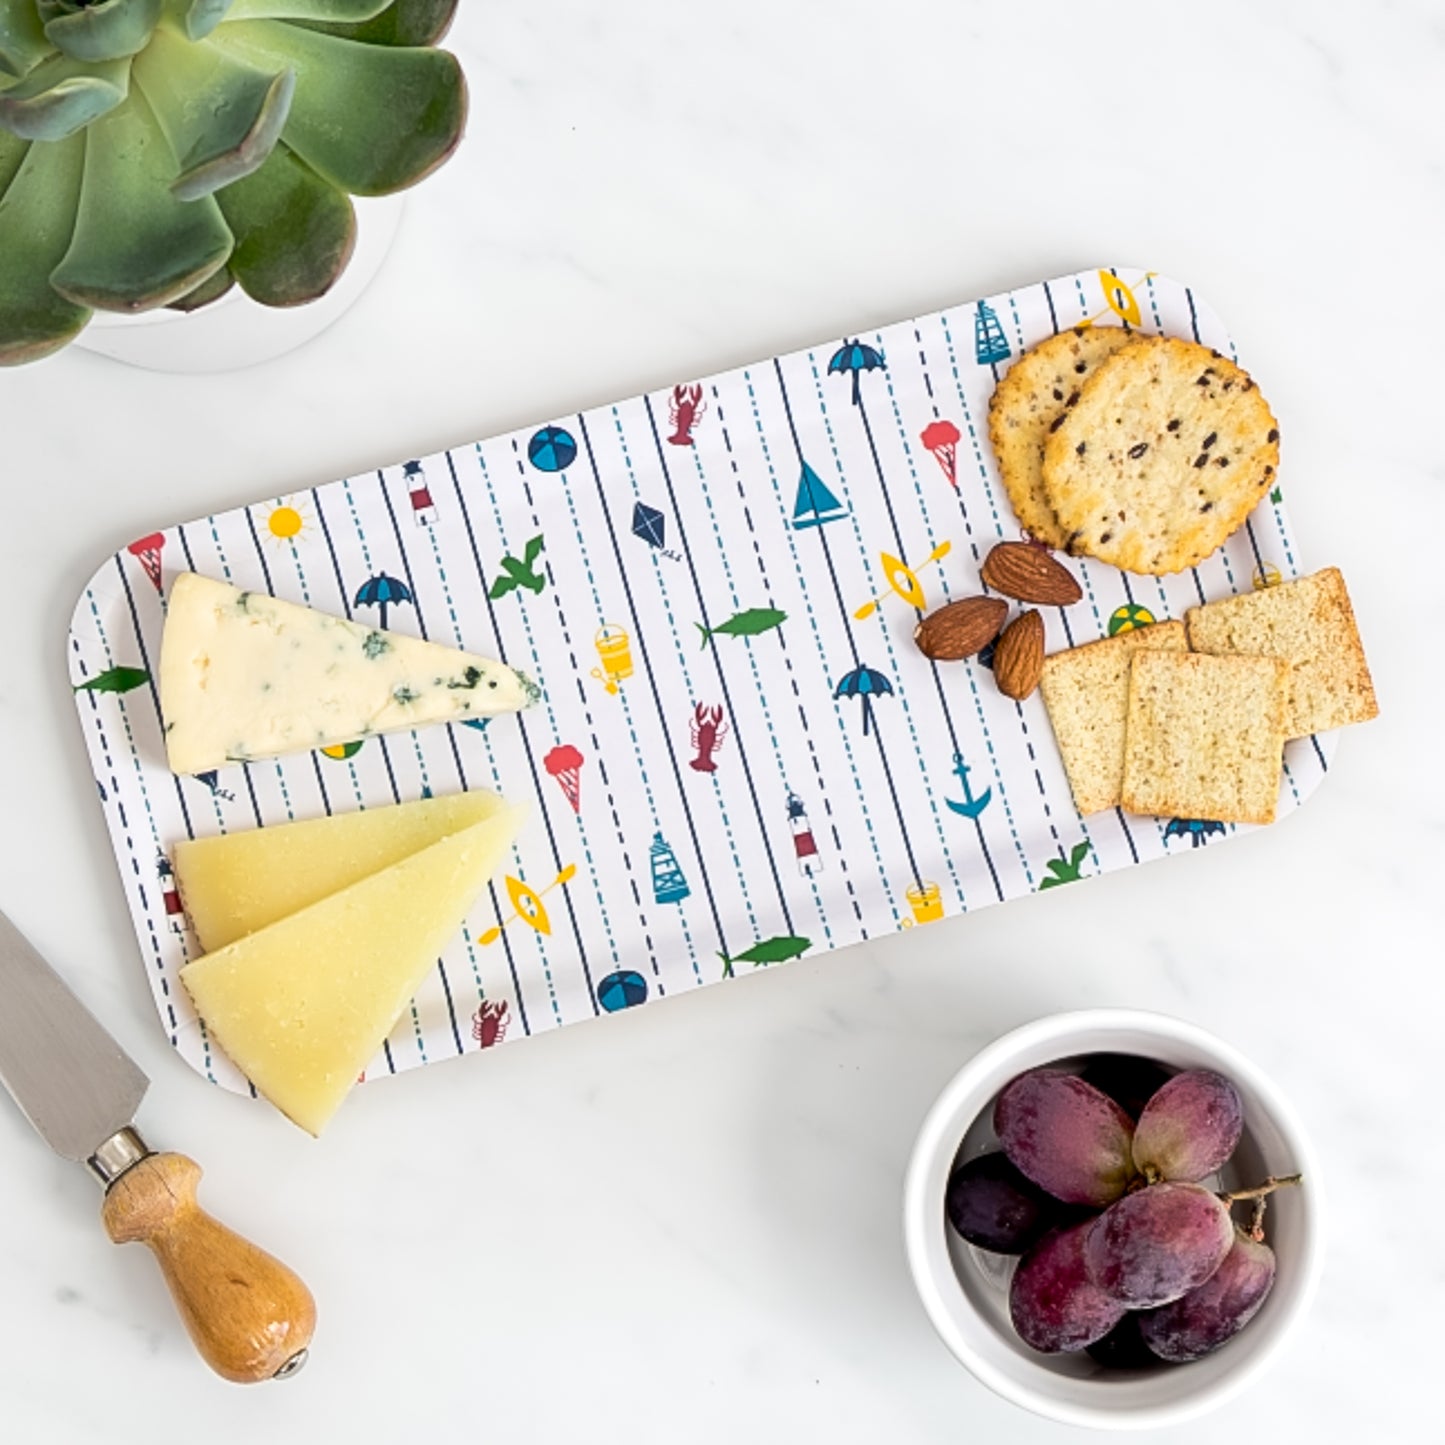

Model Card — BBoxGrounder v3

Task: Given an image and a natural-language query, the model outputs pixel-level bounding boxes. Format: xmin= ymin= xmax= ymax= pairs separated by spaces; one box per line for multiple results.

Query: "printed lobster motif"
xmin=472 ymin=999 xmax=510 ymax=1048
xmin=689 ymin=703 xmax=728 ymax=773
xmin=668 ymin=384 xmax=706 ymax=446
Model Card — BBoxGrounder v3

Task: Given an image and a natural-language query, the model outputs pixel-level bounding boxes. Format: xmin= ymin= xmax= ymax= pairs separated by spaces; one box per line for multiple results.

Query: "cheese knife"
xmin=0 ymin=907 xmax=315 ymax=1383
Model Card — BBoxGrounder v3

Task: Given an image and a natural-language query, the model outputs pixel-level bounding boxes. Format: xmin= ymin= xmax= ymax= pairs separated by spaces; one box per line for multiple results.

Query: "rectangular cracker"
xmin=1120 ymin=651 xmax=1288 ymax=826
xmin=1039 ymin=621 xmax=1188 ymax=815
xmin=1184 ymin=567 xmax=1377 ymax=738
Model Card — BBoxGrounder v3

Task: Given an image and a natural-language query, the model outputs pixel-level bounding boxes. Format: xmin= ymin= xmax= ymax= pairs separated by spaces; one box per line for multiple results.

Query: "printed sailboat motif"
xmin=791 ymin=461 xmax=847 ymax=530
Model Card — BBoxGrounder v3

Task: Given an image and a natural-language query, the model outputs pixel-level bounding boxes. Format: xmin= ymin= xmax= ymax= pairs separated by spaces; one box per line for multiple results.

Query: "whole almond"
xmin=981 ymin=542 xmax=1082 ymax=606
xmin=993 ymin=609 xmax=1045 ymax=700
xmin=914 ymin=596 xmax=1008 ymax=661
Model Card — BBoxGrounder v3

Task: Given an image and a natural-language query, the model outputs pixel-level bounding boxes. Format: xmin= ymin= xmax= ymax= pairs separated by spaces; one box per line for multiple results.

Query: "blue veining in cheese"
xmin=158 ymin=572 xmax=534 ymax=775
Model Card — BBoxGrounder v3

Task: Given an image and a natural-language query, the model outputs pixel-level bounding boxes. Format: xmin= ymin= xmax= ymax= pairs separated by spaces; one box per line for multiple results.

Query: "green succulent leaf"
xmin=0 ymin=0 xmax=55 ymax=79
xmin=133 ymin=27 xmax=292 ymax=199
xmin=213 ymin=18 xmax=465 ymax=195
xmin=225 ymin=0 xmax=389 ymax=20
xmin=43 ymin=0 xmax=163 ymax=63
xmin=0 ymin=131 xmax=91 ymax=364
xmin=0 ymin=51 xmax=130 ymax=141
xmin=160 ymin=0 xmax=235 ymax=42
xmin=167 ymin=259 xmax=234 ymax=309
xmin=216 ymin=139 xmax=354 ymax=305
xmin=296 ymin=0 xmax=457 ymax=45
xmin=50 ymin=88 xmax=233 ymax=311
xmin=0 ymin=127 xmax=26 ymax=190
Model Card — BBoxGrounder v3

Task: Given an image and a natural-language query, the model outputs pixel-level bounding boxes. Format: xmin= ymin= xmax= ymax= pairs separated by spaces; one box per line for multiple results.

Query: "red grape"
xmin=994 ymin=1069 xmax=1136 ymax=1206
xmin=1139 ymin=1229 xmax=1276 ymax=1361
xmin=1009 ymin=1221 xmax=1128 ymax=1353
xmin=1132 ymin=1069 xmax=1244 ymax=1183
xmin=945 ymin=1152 xmax=1061 ymax=1254
xmin=1083 ymin=1181 xmax=1234 ymax=1307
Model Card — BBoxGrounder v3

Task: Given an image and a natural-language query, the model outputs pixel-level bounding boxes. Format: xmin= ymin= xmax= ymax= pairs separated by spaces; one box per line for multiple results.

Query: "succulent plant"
xmin=0 ymin=0 xmax=465 ymax=364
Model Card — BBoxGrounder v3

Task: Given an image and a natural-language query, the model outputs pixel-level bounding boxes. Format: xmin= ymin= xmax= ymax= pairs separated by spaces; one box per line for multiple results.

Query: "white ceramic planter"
xmin=903 ymin=1010 xmax=1322 ymax=1431
xmin=73 ymin=193 xmax=406 ymax=374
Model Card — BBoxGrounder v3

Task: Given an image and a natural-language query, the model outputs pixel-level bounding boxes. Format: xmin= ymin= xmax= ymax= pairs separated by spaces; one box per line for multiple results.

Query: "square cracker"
xmin=1120 ymin=651 xmax=1288 ymax=826
xmin=1039 ymin=621 xmax=1188 ymax=815
xmin=1184 ymin=567 xmax=1377 ymax=738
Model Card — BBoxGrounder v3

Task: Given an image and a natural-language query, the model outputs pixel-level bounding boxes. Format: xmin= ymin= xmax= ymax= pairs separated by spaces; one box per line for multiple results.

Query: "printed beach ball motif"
xmin=1108 ymin=603 xmax=1156 ymax=636
xmin=597 ymin=970 xmax=648 ymax=1012
xmin=527 ymin=426 xmax=578 ymax=473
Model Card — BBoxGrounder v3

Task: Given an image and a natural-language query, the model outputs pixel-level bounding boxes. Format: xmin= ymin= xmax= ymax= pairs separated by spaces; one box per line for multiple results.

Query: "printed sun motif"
xmin=263 ymin=498 xmax=314 ymax=549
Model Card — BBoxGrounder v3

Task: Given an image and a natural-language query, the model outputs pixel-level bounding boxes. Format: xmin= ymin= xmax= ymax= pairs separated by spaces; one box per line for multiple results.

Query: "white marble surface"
xmin=0 ymin=1 xmax=1440 ymax=1438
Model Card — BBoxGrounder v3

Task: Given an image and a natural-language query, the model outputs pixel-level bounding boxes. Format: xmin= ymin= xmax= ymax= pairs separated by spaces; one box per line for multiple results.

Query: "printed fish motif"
xmin=74 ymin=665 xmax=150 ymax=696
xmin=695 ymin=607 xmax=787 ymax=649
xmin=718 ymin=934 xmax=812 ymax=977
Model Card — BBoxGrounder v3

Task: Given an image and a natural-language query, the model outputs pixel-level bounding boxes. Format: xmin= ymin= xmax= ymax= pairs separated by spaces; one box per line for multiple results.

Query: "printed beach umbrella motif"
xmin=834 ymin=663 xmax=893 ymax=736
xmin=597 ymin=970 xmax=648 ymax=1012
xmin=827 ymin=338 xmax=886 ymax=406
xmin=1164 ymin=818 xmax=1227 ymax=848
xmin=354 ymin=573 xmax=413 ymax=629
xmin=527 ymin=426 xmax=578 ymax=473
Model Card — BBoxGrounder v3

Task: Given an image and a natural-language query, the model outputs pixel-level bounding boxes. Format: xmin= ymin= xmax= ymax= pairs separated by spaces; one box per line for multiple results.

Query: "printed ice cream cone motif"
xmin=544 ymin=744 xmax=585 ymax=812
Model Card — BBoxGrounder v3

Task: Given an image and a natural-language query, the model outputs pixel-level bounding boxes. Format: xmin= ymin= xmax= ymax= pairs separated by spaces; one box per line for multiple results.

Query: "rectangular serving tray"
xmin=69 ymin=267 xmax=1332 ymax=1095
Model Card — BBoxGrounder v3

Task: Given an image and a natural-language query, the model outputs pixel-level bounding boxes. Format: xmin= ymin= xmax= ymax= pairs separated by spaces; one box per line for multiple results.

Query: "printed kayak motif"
xmin=69 ymin=269 xmax=1332 ymax=1098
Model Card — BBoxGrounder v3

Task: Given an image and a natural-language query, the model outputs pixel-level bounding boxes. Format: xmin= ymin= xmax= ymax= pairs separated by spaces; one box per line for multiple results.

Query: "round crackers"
xmin=1041 ymin=337 xmax=1280 ymax=575
xmin=987 ymin=325 xmax=1138 ymax=549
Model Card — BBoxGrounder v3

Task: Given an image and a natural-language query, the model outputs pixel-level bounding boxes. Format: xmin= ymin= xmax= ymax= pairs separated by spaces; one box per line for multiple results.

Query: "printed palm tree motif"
xmin=1038 ymin=840 xmax=1090 ymax=889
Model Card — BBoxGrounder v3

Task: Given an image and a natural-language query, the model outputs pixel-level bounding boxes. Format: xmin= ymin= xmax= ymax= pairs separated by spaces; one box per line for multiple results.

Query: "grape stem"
xmin=1217 ymin=1173 xmax=1302 ymax=1205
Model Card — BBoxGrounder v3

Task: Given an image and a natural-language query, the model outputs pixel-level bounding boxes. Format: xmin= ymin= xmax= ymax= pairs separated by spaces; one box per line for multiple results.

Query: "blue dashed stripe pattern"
xmin=66 ymin=269 xmax=1334 ymax=1097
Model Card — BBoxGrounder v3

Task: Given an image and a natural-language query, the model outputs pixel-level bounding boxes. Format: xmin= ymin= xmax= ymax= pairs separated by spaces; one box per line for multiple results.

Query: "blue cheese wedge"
xmin=159 ymin=572 xmax=536 ymax=775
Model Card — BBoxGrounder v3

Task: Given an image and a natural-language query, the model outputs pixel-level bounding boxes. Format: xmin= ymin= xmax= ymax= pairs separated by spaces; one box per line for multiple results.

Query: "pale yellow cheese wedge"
xmin=174 ymin=791 xmax=512 ymax=953
xmin=180 ymin=805 xmax=525 ymax=1136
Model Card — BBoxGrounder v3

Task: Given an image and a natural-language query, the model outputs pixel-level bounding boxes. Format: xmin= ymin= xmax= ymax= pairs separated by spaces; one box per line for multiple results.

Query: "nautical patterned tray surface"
xmin=70 ymin=268 xmax=1333 ymax=1095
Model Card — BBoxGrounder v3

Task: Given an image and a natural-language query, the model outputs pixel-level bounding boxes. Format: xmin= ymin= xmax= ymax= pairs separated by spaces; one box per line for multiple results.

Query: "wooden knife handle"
xmin=100 ymin=1152 xmax=316 ymax=1383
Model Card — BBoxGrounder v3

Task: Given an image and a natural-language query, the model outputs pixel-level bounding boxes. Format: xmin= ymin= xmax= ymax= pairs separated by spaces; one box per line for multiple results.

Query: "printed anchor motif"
xmin=71 ymin=267 xmax=1328 ymax=1099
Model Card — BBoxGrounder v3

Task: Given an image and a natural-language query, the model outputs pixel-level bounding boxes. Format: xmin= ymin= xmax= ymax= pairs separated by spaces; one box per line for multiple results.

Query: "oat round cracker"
xmin=987 ymin=325 xmax=1140 ymax=549
xmin=1039 ymin=336 xmax=1279 ymax=575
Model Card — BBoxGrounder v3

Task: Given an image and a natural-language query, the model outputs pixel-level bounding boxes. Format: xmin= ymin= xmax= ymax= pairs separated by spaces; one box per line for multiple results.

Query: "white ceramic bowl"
xmin=904 ymin=1010 xmax=1322 ymax=1431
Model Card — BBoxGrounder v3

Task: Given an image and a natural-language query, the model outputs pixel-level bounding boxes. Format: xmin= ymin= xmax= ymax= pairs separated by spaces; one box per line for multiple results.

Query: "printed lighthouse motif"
xmin=787 ymin=793 xmax=822 ymax=876
xmin=650 ymin=832 xmax=691 ymax=904
xmin=403 ymin=460 xmax=436 ymax=526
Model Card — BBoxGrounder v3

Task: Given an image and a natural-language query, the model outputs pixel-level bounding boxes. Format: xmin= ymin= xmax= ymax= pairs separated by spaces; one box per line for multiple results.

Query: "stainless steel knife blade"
xmin=0 ymin=908 xmax=147 ymax=1165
